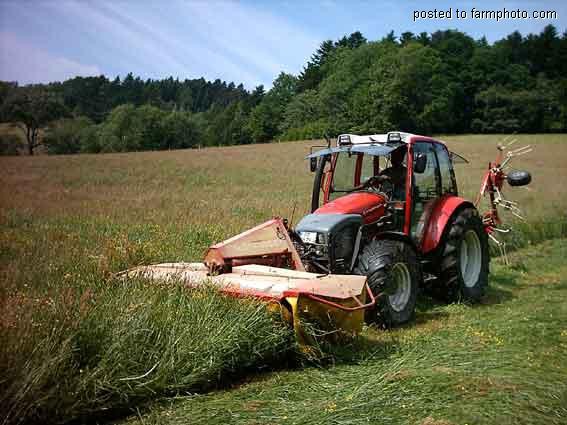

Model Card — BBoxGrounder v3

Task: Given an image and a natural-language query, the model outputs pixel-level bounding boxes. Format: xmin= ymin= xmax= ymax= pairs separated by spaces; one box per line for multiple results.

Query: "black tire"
xmin=438 ymin=208 xmax=489 ymax=302
xmin=354 ymin=239 xmax=420 ymax=327
xmin=507 ymin=170 xmax=531 ymax=187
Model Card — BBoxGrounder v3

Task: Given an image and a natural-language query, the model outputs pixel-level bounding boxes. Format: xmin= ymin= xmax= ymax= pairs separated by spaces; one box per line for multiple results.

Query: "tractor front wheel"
xmin=439 ymin=208 xmax=489 ymax=302
xmin=354 ymin=239 xmax=420 ymax=327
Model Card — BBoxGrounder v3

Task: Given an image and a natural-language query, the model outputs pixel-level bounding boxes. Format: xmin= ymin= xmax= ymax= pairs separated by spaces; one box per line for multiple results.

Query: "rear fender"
xmin=420 ymin=196 xmax=475 ymax=254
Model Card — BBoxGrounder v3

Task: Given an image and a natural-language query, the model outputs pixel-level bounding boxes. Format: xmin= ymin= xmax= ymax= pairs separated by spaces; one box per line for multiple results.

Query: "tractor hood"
xmin=314 ymin=192 xmax=387 ymax=224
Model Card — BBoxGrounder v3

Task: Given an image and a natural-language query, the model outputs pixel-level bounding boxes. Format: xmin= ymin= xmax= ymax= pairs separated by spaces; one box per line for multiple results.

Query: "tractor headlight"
xmin=299 ymin=231 xmax=318 ymax=244
xmin=298 ymin=231 xmax=328 ymax=245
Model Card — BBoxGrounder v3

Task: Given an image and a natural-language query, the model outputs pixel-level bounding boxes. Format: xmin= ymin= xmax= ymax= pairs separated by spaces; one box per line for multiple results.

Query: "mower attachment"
xmin=204 ymin=218 xmax=305 ymax=273
xmin=124 ymin=263 xmax=373 ymax=345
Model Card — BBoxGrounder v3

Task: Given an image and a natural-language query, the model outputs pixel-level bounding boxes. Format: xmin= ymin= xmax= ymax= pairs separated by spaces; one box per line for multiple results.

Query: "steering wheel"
xmin=364 ymin=174 xmax=391 ymax=188
xmin=347 ymin=175 xmax=392 ymax=194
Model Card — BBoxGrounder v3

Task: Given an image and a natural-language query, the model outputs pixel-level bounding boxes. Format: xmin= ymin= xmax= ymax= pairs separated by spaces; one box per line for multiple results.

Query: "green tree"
xmin=383 ymin=30 xmax=397 ymax=44
xmin=400 ymin=32 xmax=415 ymax=45
xmin=78 ymin=124 xmax=103 ymax=153
xmin=136 ymin=105 xmax=167 ymax=150
xmin=316 ymin=42 xmax=397 ymax=134
xmin=416 ymin=32 xmax=430 ymax=46
xmin=160 ymin=111 xmax=202 ymax=149
xmin=98 ymin=104 xmax=143 ymax=152
xmin=297 ymin=40 xmax=335 ymax=92
xmin=247 ymin=73 xmax=297 ymax=143
xmin=0 ymin=133 xmax=21 ymax=155
xmin=44 ymin=116 xmax=93 ymax=154
xmin=279 ymin=89 xmax=321 ymax=135
xmin=0 ymin=81 xmax=17 ymax=106
xmin=1 ymin=86 xmax=66 ymax=155
xmin=472 ymin=85 xmax=553 ymax=133
xmin=177 ymin=86 xmax=194 ymax=111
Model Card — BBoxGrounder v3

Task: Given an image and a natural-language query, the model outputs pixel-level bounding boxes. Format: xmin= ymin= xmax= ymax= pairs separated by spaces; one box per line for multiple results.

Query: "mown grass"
xmin=0 ymin=134 xmax=566 ymax=424
xmin=126 ymin=239 xmax=567 ymax=425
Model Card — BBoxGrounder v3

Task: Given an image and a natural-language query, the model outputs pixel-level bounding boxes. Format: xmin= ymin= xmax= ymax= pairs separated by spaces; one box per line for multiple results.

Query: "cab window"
xmin=434 ymin=143 xmax=458 ymax=195
xmin=411 ymin=142 xmax=441 ymax=237
xmin=360 ymin=154 xmax=376 ymax=183
xmin=331 ymin=153 xmax=357 ymax=191
xmin=330 ymin=153 xmax=357 ymax=200
xmin=412 ymin=142 xmax=440 ymax=201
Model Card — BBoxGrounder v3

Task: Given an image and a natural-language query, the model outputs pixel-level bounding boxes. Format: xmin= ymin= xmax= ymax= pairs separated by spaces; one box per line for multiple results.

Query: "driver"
xmin=380 ymin=147 xmax=407 ymax=199
xmin=355 ymin=147 xmax=407 ymax=200
xmin=355 ymin=147 xmax=407 ymax=199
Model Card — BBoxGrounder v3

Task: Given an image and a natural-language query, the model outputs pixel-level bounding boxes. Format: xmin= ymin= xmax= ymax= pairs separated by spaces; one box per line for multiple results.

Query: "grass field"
xmin=1 ymin=134 xmax=566 ymax=424
xmin=129 ymin=240 xmax=567 ymax=425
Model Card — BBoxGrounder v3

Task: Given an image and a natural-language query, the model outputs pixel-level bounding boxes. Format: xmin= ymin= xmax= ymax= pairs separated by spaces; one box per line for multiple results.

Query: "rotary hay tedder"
xmin=125 ymin=132 xmax=532 ymax=345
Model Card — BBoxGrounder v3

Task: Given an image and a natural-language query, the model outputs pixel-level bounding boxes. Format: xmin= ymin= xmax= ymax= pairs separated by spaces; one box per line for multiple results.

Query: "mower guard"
xmin=204 ymin=218 xmax=305 ymax=272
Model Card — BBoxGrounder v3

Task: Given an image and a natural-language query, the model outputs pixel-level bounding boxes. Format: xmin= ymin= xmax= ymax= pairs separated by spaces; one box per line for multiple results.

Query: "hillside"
xmin=1 ymin=26 xmax=566 ymax=156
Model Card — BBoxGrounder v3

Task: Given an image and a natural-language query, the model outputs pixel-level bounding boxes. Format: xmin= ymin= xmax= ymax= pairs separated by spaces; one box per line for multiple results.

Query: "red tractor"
xmin=293 ymin=131 xmax=531 ymax=326
xmin=128 ymin=131 xmax=531 ymax=337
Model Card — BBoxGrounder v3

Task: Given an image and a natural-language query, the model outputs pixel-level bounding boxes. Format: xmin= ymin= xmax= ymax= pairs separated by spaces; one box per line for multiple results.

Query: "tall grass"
xmin=1 ymin=135 xmax=565 ymax=424
xmin=0 ymin=280 xmax=293 ymax=425
xmin=506 ymin=212 xmax=567 ymax=249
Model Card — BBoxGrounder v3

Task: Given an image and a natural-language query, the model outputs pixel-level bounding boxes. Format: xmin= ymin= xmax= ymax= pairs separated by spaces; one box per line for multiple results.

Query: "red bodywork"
xmin=314 ymin=192 xmax=387 ymax=224
xmin=419 ymin=195 xmax=474 ymax=253
xmin=475 ymin=148 xmax=508 ymax=232
xmin=318 ymin=135 xmax=472 ymax=254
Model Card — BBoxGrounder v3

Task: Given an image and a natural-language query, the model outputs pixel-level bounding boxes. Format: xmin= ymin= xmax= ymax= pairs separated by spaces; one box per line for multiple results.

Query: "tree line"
xmin=1 ymin=25 xmax=566 ymax=155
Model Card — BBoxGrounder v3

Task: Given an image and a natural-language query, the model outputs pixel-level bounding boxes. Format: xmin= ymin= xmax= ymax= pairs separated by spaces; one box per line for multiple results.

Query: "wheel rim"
xmin=388 ymin=263 xmax=412 ymax=312
xmin=460 ymin=230 xmax=482 ymax=288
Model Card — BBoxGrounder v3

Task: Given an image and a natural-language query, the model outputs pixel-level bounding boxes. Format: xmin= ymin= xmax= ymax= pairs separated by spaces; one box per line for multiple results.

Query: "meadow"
xmin=0 ymin=134 xmax=566 ymax=424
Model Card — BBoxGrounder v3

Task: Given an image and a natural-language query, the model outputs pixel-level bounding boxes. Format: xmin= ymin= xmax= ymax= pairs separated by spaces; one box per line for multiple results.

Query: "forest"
xmin=1 ymin=25 xmax=566 ymax=154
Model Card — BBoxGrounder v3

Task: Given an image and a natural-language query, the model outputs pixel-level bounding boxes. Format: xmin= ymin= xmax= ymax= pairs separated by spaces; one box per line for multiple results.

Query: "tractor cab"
xmin=306 ymin=132 xmax=460 ymax=246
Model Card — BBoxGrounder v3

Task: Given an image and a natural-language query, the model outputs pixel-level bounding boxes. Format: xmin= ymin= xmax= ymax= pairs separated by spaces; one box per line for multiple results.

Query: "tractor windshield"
xmin=332 ymin=153 xmax=376 ymax=193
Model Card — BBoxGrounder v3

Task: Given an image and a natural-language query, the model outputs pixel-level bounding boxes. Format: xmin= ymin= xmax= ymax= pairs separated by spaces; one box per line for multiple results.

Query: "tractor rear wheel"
xmin=438 ymin=207 xmax=489 ymax=302
xmin=354 ymin=239 xmax=420 ymax=327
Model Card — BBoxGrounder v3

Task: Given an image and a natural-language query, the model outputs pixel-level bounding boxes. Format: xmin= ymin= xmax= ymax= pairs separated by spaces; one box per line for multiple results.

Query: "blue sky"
xmin=1 ymin=0 xmax=565 ymax=89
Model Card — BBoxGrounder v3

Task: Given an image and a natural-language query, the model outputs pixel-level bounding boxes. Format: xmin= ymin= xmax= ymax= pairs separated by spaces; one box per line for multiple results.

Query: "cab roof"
xmin=336 ymin=132 xmax=415 ymax=146
xmin=336 ymin=131 xmax=446 ymax=146
xmin=305 ymin=131 xmax=463 ymax=161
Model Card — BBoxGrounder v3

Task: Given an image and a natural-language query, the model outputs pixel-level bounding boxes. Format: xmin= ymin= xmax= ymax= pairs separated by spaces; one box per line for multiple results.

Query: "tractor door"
xmin=433 ymin=143 xmax=458 ymax=196
xmin=409 ymin=142 xmax=442 ymax=238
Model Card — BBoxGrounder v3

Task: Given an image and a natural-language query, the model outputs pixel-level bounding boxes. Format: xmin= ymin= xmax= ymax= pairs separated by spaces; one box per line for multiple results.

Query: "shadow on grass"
xmin=477 ymin=270 xmax=519 ymax=306
xmin=418 ymin=271 xmax=518 ymax=310
xmin=413 ymin=309 xmax=451 ymax=325
xmin=480 ymin=286 xmax=515 ymax=305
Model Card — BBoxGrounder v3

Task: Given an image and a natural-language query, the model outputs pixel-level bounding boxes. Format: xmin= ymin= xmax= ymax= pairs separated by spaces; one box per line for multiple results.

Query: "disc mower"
xmin=126 ymin=132 xmax=531 ymax=343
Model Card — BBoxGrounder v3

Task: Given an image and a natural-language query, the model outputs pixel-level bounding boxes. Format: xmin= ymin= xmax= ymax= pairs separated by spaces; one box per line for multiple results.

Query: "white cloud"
xmin=180 ymin=1 xmax=320 ymax=79
xmin=0 ymin=31 xmax=101 ymax=84
xmin=0 ymin=1 xmax=322 ymax=88
xmin=95 ymin=1 xmax=264 ymax=87
xmin=44 ymin=1 xmax=188 ymax=77
xmin=93 ymin=0 xmax=320 ymax=87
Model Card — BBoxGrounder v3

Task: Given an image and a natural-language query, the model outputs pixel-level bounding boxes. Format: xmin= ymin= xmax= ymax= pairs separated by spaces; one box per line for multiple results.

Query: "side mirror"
xmin=310 ymin=157 xmax=318 ymax=172
xmin=414 ymin=153 xmax=427 ymax=174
